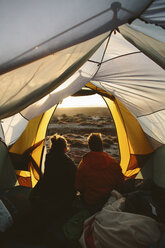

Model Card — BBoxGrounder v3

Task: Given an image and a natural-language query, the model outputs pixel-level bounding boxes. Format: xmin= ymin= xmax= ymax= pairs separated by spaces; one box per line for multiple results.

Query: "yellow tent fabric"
xmin=8 ymin=86 xmax=154 ymax=186
xmin=85 ymin=83 xmax=153 ymax=178
xmin=9 ymin=106 xmax=56 ymax=187
xmin=104 ymin=96 xmax=153 ymax=177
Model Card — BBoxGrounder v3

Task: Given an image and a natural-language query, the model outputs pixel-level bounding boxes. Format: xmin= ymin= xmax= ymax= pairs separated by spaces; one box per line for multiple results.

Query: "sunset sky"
xmin=58 ymin=94 xmax=107 ymax=108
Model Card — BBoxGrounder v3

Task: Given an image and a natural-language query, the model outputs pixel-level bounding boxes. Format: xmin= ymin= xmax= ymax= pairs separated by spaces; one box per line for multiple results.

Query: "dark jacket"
xmin=31 ymin=150 xmax=76 ymax=213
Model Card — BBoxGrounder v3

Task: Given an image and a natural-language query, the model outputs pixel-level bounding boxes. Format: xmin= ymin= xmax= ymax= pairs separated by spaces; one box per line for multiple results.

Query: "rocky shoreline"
xmin=47 ymin=108 xmax=120 ymax=166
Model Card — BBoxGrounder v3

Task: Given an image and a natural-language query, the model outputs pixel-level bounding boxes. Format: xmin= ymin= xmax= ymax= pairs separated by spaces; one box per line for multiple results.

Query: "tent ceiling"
xmin=0 ymin=0 xmax=152 ymax=74
xmin=0 ymin=0 xmax=165 ymax=148
xmin=1 ymin=29 xmax=165 ymax=147
xmin=120 ymin=20 xmax=165 ymax=69
xmin=0 ymin=33 xmax=108 ymax=119
xmin=140 ymin=0 xmax=165 ymax=28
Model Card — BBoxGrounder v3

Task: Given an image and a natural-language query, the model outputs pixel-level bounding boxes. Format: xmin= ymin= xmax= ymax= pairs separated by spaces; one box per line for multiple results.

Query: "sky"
xmin=58 ymin=94 xmax=107 ymax=108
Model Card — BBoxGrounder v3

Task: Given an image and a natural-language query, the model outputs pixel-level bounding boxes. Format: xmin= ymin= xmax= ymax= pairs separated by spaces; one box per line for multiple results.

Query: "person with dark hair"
xmin=30 ymin=134 xmax=76 ymax=226
xmin=87 ymin=132 xmax=103 ymax=152
xmin=75 ymin=133 xmax=124 ymax=212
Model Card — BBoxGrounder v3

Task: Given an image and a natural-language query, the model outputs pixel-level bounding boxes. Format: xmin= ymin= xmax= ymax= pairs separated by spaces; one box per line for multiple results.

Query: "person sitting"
xmin=75 ymin=132 xmax=124 ymax=213
xmin=30 ymin=133 xmax=77 ymax=224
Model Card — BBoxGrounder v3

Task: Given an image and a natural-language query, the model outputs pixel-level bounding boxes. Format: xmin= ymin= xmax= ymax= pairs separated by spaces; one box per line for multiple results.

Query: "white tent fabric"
xmin=1 ymin=54 xmax=101 ymax=146
xmin=140 ymin=0 xmax=165 ymax=28
xmin=0 ymin=0 xmax=165 ymax=149
xmin=138 ymin=111 xmax=165 ymax=145
xmin=90 ymin=32 xmax=165 ymax=144
xmin=92 ymin=50 xmax=165 ymax=117
xmin=119 ymin=20 xmax=165 ymax=69
xmin=0 ymin=33 xmax=107 ymax=119
xmin=1 ymin=34 xmax=109 ymax=145
xmin=21 ymin=61 xmax=100 ymax=120
xmin=0 ymin=0 xmax=152 ymax=74
xmin=1 ymin=114 xmax=28 ymax=146
xmin=0 ymin=123 xmax=5 ymax=143
xmin=1 ymin=29 xmax=165 ymax=147
xmin=126 ymin=19 xmax=164 ymax=43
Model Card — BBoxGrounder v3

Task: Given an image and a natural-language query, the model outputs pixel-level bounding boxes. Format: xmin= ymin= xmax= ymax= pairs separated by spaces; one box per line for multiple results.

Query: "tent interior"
xmin=0 ymin=0 xmax=165 ymax=247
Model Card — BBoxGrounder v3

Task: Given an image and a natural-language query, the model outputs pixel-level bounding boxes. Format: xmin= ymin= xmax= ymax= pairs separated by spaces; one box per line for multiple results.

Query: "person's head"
xmin=50 ymin=134 xmax=69 ymax=153
xmin=87 ymin=133 xmax=103 ymax=152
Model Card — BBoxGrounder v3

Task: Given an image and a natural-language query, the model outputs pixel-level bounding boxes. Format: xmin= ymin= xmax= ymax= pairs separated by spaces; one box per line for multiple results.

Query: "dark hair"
xmin=87 ymin=133 xmax=103 ymax=152
xmin=50 ymin=134 xmax=68 ymax=153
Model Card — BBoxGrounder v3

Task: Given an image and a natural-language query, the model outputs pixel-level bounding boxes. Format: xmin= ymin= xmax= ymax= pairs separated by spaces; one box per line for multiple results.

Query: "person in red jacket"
xmin=75 ymin=133 xmax=124 ymax=212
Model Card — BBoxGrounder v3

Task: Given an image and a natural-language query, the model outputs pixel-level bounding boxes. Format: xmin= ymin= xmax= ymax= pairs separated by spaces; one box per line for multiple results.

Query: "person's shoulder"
xmin=102 ymin=151 xmax=111 ymax=158
xmin=103 ymin=152 xmax=120 ymax=163
xmin=64 ymin=153 xmax=72 ymax=161
xmin=83 ymin=152 xmax=90 ymax=158
xmin=45 ymin=151 xmax=55 ymax=164
xmin=65 ymin=154 xmax=75 ymax=165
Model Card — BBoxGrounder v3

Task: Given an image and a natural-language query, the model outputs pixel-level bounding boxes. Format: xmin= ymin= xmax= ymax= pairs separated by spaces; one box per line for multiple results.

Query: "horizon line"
xmin=58 ymin=106 xmax=107 ymax=109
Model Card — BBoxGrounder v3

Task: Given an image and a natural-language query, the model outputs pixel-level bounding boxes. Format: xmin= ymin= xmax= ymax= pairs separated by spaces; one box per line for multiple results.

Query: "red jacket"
xmin=75 ymin=151 xmax=124 ymax=205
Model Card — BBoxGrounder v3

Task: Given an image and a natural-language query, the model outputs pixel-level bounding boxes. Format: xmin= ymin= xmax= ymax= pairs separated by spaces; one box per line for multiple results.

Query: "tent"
xmin=0 ymin=0 xmax=165 ymax=237
xmin=0 ymin=0 xmax=165 ymax=189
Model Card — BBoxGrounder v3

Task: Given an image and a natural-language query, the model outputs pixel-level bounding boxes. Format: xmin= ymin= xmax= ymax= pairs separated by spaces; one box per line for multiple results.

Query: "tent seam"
xmin=100 ymin=51 xmax=141 ymax=64
xmin=138 ymin=108 xmax=165 ymax=118
xmin=92 ymin=30 xmax=113 ymax=79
